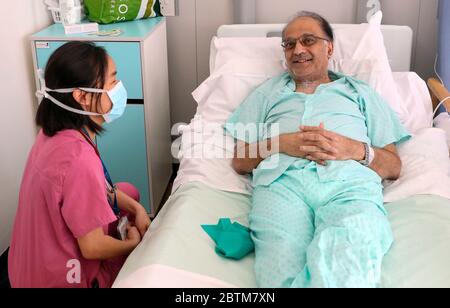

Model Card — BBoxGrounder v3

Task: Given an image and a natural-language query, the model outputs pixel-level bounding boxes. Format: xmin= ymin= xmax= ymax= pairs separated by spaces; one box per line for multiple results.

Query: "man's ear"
xmin=327 ymin=41 xmax=334 ymax=59
xmin=72 ymin=90 xmax=90 ymax=108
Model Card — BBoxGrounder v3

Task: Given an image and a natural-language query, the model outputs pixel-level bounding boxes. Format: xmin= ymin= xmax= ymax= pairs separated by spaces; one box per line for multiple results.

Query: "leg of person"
xmin=251 ymin=178 xmax=315 ymax=288
xmin=292 ymin=181 xmax=393 ymax=288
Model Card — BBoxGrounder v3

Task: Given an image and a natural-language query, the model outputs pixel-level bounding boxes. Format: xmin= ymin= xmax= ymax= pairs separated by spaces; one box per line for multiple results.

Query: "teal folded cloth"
xmin=201 ymin=218 xmax=255 ymax=260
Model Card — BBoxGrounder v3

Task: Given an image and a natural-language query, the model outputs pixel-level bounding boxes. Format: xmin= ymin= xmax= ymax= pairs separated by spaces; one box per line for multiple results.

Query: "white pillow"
xmin=383 ymin=128 xmax=450 ymax=203
xmin=393 ymin=72 xmax=434 ymax=133
xmin=172 ymin=115 xmax=252 ymax=195
xmin=329 ymin=11 xmax=409 ymax=125
xmin=194 ymin=58 xmax=285 ymax=124
xmin=211 ymin=37 xmax=284 ymax=74
xmin=173 ymin=59 xmax=284 ymax=194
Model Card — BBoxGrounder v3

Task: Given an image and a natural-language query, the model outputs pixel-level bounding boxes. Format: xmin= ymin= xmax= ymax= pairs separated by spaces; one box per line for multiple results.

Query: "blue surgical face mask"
xmin=99 ymin=81 xmax=128 ymax=123
xmin=36 ymin=69 xmax=128 ymax=123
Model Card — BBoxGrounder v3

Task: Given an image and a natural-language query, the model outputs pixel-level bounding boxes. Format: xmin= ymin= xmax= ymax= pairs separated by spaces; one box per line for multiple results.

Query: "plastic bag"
xmin=84 ymin=0 xmax=161 ymax=24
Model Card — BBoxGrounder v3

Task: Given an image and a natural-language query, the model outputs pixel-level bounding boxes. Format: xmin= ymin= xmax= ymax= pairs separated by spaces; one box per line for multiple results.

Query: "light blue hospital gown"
xmin=225 ymin=71 xmax=411 ymax=288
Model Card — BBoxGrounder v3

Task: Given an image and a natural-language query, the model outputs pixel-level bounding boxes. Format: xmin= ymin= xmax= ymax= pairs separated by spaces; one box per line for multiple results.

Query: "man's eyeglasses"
xmin=281 ymin=34 xmax=330 ymax=50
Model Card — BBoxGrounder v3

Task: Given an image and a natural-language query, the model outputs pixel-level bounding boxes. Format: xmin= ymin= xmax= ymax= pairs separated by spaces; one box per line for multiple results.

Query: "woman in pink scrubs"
xmin=8 ymin=41 xmax=151 ymax=288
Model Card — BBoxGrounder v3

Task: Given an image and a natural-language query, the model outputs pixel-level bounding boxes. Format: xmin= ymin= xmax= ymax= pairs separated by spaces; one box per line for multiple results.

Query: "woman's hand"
xmin=115 ymin=188 xmax=151 ymax=237
xmin=126 ymin=224 xmax=142 ymax=246
xmin=133 ymin=206 xmax=151 ymax=238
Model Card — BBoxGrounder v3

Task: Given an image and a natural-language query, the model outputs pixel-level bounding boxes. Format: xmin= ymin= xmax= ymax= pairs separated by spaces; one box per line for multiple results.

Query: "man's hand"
xmin=299 ymin=123 xmax=365 ymax=164
xmin=232 ymin=123 xmax=364 ymax=174
xmin=278 ymin=132 xmax=308 ymax=158
xmin=299 ymin=123 xmax=402 ymax=180
xmin=279 ymin=125 xmax=331 ymax=164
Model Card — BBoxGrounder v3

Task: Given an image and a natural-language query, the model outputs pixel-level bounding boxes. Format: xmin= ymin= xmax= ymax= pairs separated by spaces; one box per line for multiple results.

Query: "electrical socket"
xmin=159 ymin=0 xmax=178 ymax=16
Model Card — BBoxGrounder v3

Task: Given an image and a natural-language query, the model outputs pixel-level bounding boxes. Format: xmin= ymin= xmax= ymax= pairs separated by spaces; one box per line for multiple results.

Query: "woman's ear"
xmin=72 ymin=90 xmax=90 ymax=109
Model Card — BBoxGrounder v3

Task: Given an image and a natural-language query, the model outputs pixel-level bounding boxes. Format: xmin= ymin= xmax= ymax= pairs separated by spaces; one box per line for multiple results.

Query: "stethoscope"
xmin=79 ymin=127 xmax=120 ymax=217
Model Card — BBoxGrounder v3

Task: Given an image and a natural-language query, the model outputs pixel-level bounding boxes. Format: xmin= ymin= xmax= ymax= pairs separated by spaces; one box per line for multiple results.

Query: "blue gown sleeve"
xmin=224 ymin=90 xmax=269 ymax=144
xmin=361 ymin=86 xmax=411 ymax=148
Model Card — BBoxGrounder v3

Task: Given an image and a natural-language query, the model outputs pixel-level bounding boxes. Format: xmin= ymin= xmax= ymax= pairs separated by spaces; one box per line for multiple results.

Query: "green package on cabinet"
xmin=84 ymin=0 xmax=162 ymax=24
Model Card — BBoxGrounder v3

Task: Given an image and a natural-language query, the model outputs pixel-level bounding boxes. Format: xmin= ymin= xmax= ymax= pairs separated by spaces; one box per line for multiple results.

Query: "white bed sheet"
xmin=114 ymin=182 xmax=255 ymax=288
xmin=114 ymin=182 xmax=450 ymax=288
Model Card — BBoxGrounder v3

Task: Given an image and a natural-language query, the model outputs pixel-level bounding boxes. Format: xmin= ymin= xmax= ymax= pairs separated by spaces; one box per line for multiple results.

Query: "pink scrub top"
xmin=9 ymin=129 xmax=124 ymax=288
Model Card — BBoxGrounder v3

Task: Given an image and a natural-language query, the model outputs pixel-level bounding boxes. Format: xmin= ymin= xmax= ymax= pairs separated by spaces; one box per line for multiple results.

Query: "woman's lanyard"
xmin=79 ymin=128 xmax=120 ymax=216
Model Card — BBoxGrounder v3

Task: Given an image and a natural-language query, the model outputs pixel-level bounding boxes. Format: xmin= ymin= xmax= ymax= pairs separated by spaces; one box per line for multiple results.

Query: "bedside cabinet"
xmin=31 ymin=18 xmax=172 ymax=217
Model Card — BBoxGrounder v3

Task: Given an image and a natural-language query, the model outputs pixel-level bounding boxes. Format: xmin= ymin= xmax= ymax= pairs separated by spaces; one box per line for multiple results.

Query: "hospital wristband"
xmin=358 ymin=143 xmax=375 ymax=166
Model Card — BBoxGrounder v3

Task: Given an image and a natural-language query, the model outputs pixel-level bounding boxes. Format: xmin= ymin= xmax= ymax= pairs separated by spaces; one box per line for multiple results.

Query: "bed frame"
xmin=428 ymin=78 xmax=450 ymax=111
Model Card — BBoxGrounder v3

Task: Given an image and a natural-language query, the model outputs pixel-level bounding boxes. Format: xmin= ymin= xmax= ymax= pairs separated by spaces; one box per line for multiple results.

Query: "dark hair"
xmin=282 ymin=11 xmax=334 ymax=42
xmin=36 ymin=41 xmax=109 ymax=137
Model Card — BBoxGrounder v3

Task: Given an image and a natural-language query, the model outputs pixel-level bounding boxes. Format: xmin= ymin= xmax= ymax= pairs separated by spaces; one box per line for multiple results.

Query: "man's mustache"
xmin=292 ymin=53 xmax=313 ymax=62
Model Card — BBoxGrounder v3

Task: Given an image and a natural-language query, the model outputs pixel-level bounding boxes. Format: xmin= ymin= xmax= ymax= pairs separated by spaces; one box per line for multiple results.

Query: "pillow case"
xmin=383 ymin=128 xmax=450 ymax=203
xmin=194 ymin=58 xmax=285 ymax=124
xmin=210 ymin=37 xmax=284 ymax=74
xmin=173 ymin=115 xmax=252 ymax=195
xmin=329 ymin=11 xmax=409 ymax=125
xmin=392 ymin=72 xmax=433 ymax=133
xmin=173 ymin=59 xmax=285 ymax=194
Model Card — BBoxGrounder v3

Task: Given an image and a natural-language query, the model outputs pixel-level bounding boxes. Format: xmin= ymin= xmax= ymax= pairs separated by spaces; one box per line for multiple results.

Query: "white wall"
xmin=254 ymin=0 xmax=358 ymax=24
xmin=380 ymin=0 xmax=439 ymax=80
xmin=415 ymin=0 xmax=439 ymax=80
xmin=166 ymin=0 xmax=198 ymax=127
xmin=0 ymin=1 xmax=51 ymax=254
xmin=167 ymin=0 xmax=234 ymax=125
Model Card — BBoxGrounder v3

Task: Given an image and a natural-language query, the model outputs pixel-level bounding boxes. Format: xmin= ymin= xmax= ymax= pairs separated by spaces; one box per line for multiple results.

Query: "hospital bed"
xmin=113 ymin=22 xmax=450 ymax=288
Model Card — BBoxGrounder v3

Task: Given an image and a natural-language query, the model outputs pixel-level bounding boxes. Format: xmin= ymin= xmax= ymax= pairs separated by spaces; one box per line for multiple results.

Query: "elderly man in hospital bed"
xmin=224 ymin=11 xmax=411 ymax=288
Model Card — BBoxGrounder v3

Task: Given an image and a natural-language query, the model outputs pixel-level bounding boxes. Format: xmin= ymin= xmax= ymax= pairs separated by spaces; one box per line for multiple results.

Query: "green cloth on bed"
xmin=202 ymin=219 xmax=255 ymax=260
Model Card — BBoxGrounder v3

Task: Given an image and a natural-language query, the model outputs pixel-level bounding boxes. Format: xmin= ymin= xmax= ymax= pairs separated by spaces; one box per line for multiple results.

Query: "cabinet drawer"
xmin=35 ymin=41 xmax=143 ymax=99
